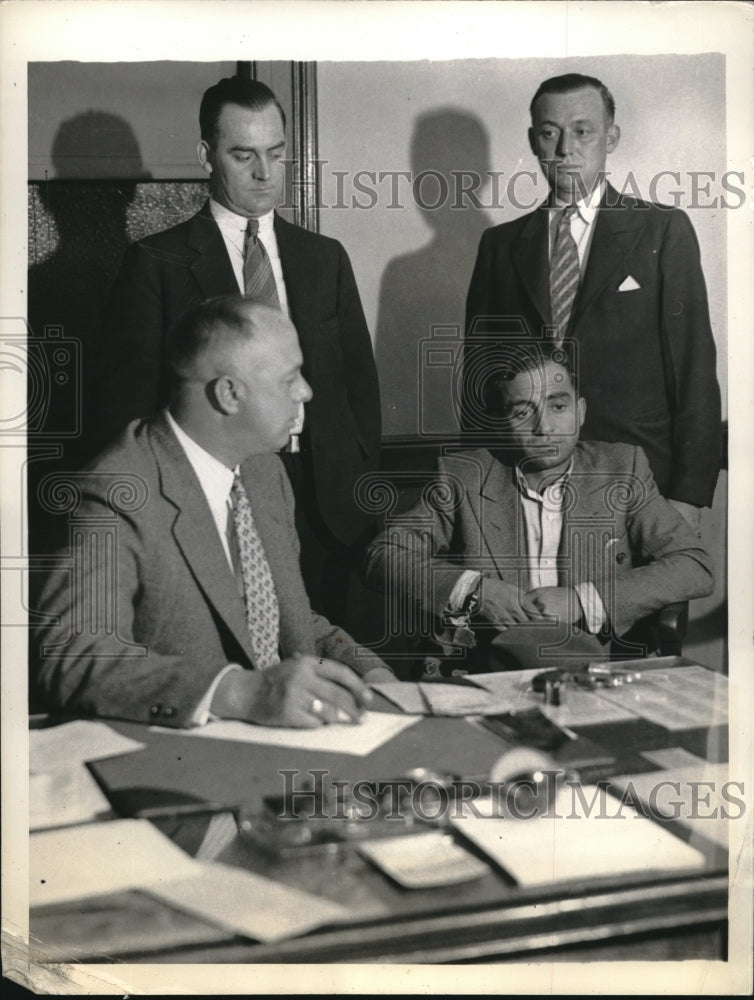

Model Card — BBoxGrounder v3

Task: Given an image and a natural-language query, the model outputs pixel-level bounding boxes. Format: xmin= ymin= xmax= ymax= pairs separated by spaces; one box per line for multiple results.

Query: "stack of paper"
xmin=611 ymin=762 xmax=732 ymax=849
xmin=30 ymin=721 xmax=146 ymax=831
xmin=31 ymin=818 xmax=350 ymax=942
xmin=451 ymin=784 xmax=707 ymax=886
xmin=30 ymin=720 xmax=145 ymax=774
xmin=153 ymin=710 xmax=419 ymax=756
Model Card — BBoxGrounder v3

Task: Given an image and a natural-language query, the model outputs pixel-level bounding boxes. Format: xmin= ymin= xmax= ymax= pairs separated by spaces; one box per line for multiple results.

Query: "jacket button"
xmin=149 ymin=704 xmax=162 ymax=716
xmin=616 ymin=552 xmax=627 ymax=564
xmin=162 ymin=706 xmax=176 ymax=719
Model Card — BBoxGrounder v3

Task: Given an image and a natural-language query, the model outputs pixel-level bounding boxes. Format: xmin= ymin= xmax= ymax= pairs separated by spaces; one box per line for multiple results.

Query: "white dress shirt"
xmin=448 ymin=462 xmax=606 ymax=634
xmin=165 ymin=410 xmax=243 ymax=724
xmin=209 ymin=198 xmax=290 ymax=315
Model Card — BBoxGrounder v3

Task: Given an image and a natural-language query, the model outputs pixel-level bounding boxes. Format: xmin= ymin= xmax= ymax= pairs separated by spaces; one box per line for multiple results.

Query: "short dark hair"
xmin=484 ymin=345 xmax=578 ymax=416
xmin=530 ymin=73 xmax=615 ymax=123
xmin=199 ymin=77 xmax=287 ymax=146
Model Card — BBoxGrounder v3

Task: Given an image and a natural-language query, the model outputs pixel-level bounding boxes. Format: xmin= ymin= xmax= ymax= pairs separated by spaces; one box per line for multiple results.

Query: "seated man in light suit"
xmin=34 ymin=296 xmax=393 ymax=727
xmin=364 ymin=349 xmax=714 ymax=672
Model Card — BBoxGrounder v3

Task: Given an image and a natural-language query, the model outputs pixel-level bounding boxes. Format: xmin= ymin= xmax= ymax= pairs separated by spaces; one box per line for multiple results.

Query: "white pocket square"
xmin=618 ymin=275 xmax=641 ymax=292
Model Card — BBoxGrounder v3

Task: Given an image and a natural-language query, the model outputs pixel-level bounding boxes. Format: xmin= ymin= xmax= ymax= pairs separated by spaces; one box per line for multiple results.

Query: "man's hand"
xmin=527 ymin=586 xmax=582 ymax=624
xmin=478 ymin=578 xmax=542 ymax=627
xmin=668 ymin=499 xmax=702 ymax=533
xmin=210 ymin=654 xmax=374 ymax=728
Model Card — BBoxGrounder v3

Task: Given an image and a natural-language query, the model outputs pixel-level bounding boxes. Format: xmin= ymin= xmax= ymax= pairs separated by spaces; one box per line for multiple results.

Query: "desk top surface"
xmin=30 ymin=657 xmax=731 ymax=965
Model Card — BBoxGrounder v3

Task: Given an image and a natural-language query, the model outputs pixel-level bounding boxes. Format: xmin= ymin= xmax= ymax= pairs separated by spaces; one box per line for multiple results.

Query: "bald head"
xmin=168 ymin=294 xmax=312 ymax=465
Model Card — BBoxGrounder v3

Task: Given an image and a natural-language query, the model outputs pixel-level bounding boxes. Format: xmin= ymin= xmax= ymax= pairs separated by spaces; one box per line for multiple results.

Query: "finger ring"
xmin=310 ymin=698 xmax=324 ymax=715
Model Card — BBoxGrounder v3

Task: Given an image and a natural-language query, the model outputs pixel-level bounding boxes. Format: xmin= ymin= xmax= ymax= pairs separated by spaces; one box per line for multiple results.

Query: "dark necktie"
xmin=549 ymin=205 xmax=580 ymax=341
xmin=230 ymin=472 xmax=280 ymax=670
xmin=243 ymin=218 xmax=280 ymax=307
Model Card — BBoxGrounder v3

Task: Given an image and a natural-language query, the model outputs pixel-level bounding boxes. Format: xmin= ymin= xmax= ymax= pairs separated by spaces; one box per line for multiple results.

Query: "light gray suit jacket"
xmin=364 ymin=442 xmax=713 ymax=666
xmin=34 ymin=414 xmax=384 ymax=726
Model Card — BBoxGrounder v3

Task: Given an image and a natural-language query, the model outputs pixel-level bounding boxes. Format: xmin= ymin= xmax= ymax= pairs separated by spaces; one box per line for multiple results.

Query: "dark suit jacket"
xmin=100 ymin=204 xmax=381 ymax=544
xmin=33 ymin=414 xmax=387 ymax=727
xmin=364 ymin=442 xmax=714 ymax=667
xmin=464 ymin=186 xmax=721 ymax=507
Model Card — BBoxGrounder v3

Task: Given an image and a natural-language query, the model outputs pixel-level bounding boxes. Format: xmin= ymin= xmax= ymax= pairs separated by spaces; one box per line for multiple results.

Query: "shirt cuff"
xmin=191 ymin=664 xmax=243 ymax=726
xmin=447 ymin=571 xmax=482 ymax=614
xmin=573 ymin=582 xmax=607 ymax=634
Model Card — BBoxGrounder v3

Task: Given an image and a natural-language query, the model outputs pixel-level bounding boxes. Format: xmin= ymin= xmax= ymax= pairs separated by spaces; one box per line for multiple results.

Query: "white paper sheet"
xmin=30 ymin=766 xmax=112 ymax=831
xmin=147 ymin=861 xmax=349 ymax=942
xmin=418 ymin=682 xmax=507 ymax=716
xmin=611 ymin=763 xmax=732 ymax=849
xmin=31 ymin=818 xmax=199 ymax=907
xmin=594 ymin=665 xmax=728 ymax=731
xmin=30 ymin=720 xmax=145 ymax=774
xmin=451 ymin=784 xmax=706 ymax=887
xmin=471 ymin=669 xmax=651 ymax=724
xmin=152 ymin=711 xmax=419 ymax=756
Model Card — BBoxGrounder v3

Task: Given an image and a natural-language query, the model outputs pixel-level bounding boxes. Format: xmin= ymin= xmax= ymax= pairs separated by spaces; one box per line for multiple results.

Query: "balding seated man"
xmin=364 ymin=349 xmax=714 ymax=673
xmin=34 ymin=296 xmax=393 ymax=727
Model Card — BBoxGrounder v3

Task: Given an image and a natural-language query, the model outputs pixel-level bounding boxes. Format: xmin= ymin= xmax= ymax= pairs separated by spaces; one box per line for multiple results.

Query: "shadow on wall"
xmin=375 ymin=109 xmax=493 ymax=438
xmin=27 ymin=113 xmax=151 ymax=573
xmin=28 ymin=112 xmax=151 ymax=471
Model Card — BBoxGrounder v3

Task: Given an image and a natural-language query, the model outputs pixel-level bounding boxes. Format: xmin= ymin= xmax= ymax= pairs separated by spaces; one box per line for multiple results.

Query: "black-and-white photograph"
xmin=2 ymin=1 xmax=752 ymax=995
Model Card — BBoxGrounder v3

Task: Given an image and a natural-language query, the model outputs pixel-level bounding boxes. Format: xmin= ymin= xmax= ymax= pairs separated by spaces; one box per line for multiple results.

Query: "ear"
xmin=197 ymin=139 xmax=213 ymax=175
xmin=527 ymin=126 xmax=537 ymax=158
xmin=577 ymin=396 xmax=586 ymax=429
xmin=606 ymin=123 xmax=620 ymax=154
xmin=211 ymin=375 xmax=241 ymax=415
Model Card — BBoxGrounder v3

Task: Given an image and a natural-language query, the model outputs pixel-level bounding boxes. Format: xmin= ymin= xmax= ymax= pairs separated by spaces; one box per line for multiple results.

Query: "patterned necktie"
xmin=549 ymin=205 xmax=580 ymax=341
xmin=243 ymin=218 xmax=280 ymax=307
xmin=230 ymin=472 xmax=280 ymax=670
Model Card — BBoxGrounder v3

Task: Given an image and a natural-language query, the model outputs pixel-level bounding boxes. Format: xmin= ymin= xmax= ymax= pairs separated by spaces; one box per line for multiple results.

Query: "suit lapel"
xmin=274 ymin=213 xmax=317 ymax=332
xmin=476 ymin=453 xmax=522 ymax=582
xmin=149 ymin=415 xmax=256 ymax=663
xmin=187 ymin=201 xmax=240 ymax=299
xmin=570 ymin=186 xmax=646 ymax=328
xmin=510 ymin=207 xmax=551 ymax=327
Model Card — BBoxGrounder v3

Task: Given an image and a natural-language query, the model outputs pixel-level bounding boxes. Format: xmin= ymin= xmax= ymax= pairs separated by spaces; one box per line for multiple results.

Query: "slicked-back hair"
xmin=530 ymin=73 xmax=616 ymax=124
xmin=484 ymin=345 xmax=579 ymax=417
xmin=199 ymin=77 xmax=287 ymax=147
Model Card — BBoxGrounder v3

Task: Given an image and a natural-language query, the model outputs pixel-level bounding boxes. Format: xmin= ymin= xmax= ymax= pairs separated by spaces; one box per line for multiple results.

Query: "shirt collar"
xmin=209 ymin=197 xmax=276 ymax=238
xmin=549 ymin=180 xmax=604 ymax=225
xmin=165 ymin=409 xmax=236 ymax=508
xmin=515 ymin=458 xmax=574 ymax=503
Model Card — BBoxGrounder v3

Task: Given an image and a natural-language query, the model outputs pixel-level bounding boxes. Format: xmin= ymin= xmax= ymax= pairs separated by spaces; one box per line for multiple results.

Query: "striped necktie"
xmin=230 ymin=472 xmax=280 ymax=670
xmin=243 ymin=218 xmax=280 ymax=307
xmin=549 ymin=205 xmax=580 ymax=342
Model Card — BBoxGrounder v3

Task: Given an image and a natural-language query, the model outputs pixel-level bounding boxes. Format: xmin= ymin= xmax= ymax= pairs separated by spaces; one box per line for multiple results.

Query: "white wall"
xmin=28 ymin=62 xmax=237 ymax=180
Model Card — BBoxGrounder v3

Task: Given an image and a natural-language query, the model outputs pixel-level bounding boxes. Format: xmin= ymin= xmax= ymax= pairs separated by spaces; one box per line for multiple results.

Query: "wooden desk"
xmin=30 ymin=657 xmax=729 ymax=964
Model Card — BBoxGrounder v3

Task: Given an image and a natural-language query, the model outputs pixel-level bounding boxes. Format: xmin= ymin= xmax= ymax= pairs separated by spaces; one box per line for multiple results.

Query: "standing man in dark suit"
xmin=35 ymin=297 xmax=392 ymax=728
xmin=101 ymin=77 xmax=381 ymax=624
xmin=463 ymin=73 xmax=721 ymax=531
